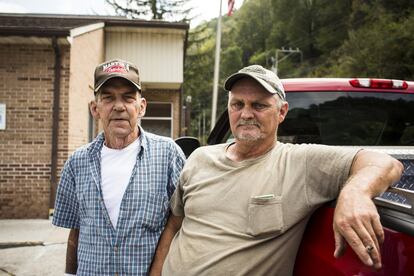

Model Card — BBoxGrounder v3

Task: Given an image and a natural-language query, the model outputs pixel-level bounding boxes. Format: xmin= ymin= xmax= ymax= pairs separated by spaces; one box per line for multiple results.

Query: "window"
xmin=141 ymin=102 xmax=173 ymax=137
xmin=278 ymin=92 xmax=414 ymax=146
xmin=88 ymin=109 xmax=96 ymax=142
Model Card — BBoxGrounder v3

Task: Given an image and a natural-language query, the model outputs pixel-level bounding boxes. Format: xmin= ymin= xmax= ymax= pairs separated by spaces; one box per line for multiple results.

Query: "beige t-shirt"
xmin=163 ymin=142 xmax=359 ymax=276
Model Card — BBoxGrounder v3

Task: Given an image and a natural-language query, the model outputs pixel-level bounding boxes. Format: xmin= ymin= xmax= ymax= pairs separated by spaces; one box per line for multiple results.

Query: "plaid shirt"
xmin=52 ymin=129 xmax=185 ymax=275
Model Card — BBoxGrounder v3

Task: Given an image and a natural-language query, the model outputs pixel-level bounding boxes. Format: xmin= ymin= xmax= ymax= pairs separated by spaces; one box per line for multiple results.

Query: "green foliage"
xmin=325 ymin=7 xmax=414 ymax=78
xmin=270 ymin=0 xmax=352 ymax=59
xmin=183 ymin=24 xmax=215 ymax=137
xmin=233 ymin=0 xmax=273 ymax=65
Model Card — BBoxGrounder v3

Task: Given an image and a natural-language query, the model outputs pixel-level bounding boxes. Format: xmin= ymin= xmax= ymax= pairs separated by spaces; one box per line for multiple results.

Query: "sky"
xmin=0 ymin=0 xmax=244 ymax=27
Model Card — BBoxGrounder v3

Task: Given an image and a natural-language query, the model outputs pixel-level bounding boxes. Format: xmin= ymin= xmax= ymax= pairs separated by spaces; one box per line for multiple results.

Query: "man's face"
xmin=90 ymin=78 xmax=146 ymax=141
xmin=228 ymin=78 xmax=288 ymax=144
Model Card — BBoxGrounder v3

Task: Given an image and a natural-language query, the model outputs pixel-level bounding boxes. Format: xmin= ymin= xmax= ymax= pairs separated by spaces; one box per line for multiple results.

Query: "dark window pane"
xmin=278 ymin=92 xmax=414 ymax=146
xmin=88 ymin=110 xmax=96 ymax=142
xmin=141 ymin=119 xmax=171 ymax=137
xmin=145 ymin=103 xmax=171 ymax=117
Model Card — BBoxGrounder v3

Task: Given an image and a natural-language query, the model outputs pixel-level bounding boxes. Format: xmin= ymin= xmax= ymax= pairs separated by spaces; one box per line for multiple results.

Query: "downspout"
xmin=49 ymin=36 xmax=61 ymax=213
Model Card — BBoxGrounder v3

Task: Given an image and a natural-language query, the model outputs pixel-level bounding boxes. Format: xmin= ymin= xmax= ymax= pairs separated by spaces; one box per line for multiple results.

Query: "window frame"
xmin=141 ymin=101 xmax=173 ymax=138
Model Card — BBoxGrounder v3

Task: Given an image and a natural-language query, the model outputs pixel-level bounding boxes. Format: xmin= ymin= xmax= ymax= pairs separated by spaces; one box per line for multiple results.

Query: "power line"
xmin=272 ymin=47 xmax=302 ymax=75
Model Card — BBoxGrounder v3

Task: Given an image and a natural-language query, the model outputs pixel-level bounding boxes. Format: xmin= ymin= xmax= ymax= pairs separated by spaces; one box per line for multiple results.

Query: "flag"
xmin=227 ymin=0 xmax=235 ymax=16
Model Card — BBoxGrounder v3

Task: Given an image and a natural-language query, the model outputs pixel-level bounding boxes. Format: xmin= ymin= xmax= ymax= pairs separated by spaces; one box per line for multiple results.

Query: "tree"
xmin=270 ymin=0 xmax=352 ymax=60
xmin=324 ymin=6 xmax=414 ymax=79
xmin=105 ymin=0 xmax=191 ymax=21
xmin=233 ymin=0 xmax=274 ymax=65
xmin=183 ymin=22 xmax=216 ymax=138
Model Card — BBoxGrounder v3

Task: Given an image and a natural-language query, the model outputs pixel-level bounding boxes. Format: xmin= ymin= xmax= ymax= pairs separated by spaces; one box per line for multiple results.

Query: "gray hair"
xmin=274 ymin=94 xmax=286 ymax=109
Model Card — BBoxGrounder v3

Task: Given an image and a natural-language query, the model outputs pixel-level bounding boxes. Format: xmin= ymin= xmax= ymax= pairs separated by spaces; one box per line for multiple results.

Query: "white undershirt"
xmin=101 ymin=139 xmax=139 ymax=229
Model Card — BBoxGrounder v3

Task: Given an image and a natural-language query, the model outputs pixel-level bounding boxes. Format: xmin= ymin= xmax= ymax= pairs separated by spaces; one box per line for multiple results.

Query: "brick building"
xmin=0 ymin=13 xmax=189 ymax=218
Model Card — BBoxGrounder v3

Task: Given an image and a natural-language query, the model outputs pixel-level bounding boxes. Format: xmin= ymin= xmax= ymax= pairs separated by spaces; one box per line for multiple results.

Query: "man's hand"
xmin=333 ymin=150 xmax=403 ymax=270
xmin=333 ymin=185 xmax=383 ymax=269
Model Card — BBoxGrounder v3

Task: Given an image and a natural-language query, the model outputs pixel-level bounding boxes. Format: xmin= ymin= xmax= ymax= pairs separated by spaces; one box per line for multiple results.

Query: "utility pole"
xmin=202 ymin=110 xmax=206 ymax=145
xmin=211 ymin=0 xmax=223 ymax=130
xmin=272 ymin=47 xmax=302 ymax=75
xmin=185 ymin=96 xmax=192 ymax=136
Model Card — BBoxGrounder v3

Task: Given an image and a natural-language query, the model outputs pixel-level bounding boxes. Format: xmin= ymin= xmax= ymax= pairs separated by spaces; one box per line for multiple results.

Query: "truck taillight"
xmin=350 ymin=78 xmax=408 ymax=89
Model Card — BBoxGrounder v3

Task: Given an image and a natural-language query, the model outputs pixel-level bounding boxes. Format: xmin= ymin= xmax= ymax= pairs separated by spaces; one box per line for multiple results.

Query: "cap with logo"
xmin=94 ymin=59 xmax=141 ymax=93
xmin=224 ymin=65 xmax=285 ymax=100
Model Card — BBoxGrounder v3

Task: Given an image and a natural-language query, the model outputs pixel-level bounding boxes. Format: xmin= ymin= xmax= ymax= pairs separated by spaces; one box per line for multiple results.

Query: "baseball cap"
xmin=224 ymin=65 xmax=286 ymax=100
xmin=94 ymin=59 xmax=141 ymax=93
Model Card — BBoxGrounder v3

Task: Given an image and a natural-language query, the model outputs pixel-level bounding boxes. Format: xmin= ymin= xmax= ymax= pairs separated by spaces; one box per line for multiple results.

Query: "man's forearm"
xmin=66 ymin=228 xmax=79 ymax=274
xmin=333 ymin=150 xmax=403 ymax=269
xmin=149 ymin=214 xmax=183 ymax=276
xmin=346 ymin=150 xmax=403 ymax=196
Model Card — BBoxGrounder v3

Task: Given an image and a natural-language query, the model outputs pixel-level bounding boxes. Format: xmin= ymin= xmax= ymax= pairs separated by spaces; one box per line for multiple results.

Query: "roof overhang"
xmin=66 ymin=22 xmax=105 ymax=44
xmin=0 ymin=36 xmax=69 ymax=45
xmin=0 ymin=21 xmax=105 ymax=45
xmin=105 ymin=25 xmax=187 ymax=36
xmin=0 ymin=13 xmax=189 ymax=44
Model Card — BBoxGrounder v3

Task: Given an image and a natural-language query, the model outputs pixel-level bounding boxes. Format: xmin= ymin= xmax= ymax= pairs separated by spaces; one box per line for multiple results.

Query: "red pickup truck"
xmin=176 ymin=78 xmax=414 ymax=275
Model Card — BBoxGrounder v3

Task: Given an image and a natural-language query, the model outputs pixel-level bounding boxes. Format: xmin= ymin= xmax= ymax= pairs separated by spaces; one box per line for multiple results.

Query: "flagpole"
xmin=210 ymin=0 xmax=223 ymax=130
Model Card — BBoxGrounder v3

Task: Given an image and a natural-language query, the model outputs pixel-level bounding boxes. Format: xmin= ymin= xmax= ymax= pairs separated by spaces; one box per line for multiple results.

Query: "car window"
xmin=278 ymin=91 xmax=414 ymax=146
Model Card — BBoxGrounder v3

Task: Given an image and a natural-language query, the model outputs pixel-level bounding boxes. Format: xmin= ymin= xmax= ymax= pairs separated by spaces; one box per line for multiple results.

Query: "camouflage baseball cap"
xmin=94 ymin=59 xmax=141 ymax=93
xmin=224 ymin=65 xmax=285 ymax=100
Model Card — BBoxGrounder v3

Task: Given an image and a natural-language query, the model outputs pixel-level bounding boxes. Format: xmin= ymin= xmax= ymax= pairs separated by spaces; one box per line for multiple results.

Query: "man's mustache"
xmin=237 ymin=119 xmax=260 ymax=127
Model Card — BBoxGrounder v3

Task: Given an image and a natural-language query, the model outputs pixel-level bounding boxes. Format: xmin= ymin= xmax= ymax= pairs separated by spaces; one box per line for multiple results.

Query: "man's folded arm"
xmin=333 ymin=150 xmax=403 ymax=269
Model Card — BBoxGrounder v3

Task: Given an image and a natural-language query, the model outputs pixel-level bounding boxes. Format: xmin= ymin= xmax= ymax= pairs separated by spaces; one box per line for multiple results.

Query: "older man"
xmin=52 ymin=59 xmax=185 ymax=276
xmin=150 ymin=65 xmax=403 ymax=276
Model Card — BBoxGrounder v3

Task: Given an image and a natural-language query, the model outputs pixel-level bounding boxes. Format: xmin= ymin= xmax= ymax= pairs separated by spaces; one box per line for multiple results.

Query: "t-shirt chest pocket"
xmin=246 ymin=195 xmax=284 ymax=236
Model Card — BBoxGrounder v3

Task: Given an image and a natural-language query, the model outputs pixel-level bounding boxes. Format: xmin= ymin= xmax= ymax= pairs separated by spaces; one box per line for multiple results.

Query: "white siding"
xmin=105 ymin=27 xmax=185 ymax=89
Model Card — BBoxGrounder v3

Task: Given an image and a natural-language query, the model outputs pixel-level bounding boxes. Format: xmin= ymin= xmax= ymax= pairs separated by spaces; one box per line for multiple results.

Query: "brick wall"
xmin=57 ymin=44 xmax=71 ymax=189
xmin=0 ymin=42 xmax=71 ymax=218
xmin=0 ymin=30 xmax=104 ymax=218
xmin=143 ymin=89 xmax=181 ymax=138
xmin=67 ymin=29 xmax=104 ymax=154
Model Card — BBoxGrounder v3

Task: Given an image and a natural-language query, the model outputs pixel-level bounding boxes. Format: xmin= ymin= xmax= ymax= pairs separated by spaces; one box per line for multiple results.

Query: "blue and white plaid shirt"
xmin=52 ymin=129 xmax=185 ymax=275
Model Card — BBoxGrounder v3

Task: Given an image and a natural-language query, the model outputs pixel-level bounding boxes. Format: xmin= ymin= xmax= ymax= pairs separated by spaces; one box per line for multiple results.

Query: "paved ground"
xmin=0 ymin=219 xmax=69 ymax=276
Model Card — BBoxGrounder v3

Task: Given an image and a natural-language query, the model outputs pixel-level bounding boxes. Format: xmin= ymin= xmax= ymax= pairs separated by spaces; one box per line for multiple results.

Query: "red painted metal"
xmin=281 ymin=78 xmax=414 ymax=93
xmin=293 ymin=206 xmax=414 ymax=276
